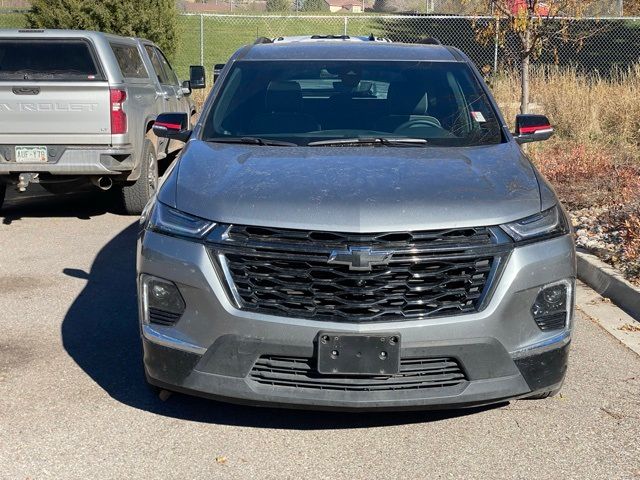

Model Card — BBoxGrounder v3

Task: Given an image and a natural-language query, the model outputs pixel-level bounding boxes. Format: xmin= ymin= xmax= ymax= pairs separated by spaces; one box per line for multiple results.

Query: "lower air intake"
xmin=249 ymin=355 xmax=468 ymax=392
xmin=148 ymin=307 xmax=181 ymax=326
xmin=534 ymin=312 xmax=567 ymax=331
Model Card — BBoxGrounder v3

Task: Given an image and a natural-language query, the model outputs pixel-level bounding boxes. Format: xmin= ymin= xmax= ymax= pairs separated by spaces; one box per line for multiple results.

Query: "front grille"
xmin=250 ymin=355 xmax=468 ymax=391
xmin=210 ymin=224 xmax=508 ymax=322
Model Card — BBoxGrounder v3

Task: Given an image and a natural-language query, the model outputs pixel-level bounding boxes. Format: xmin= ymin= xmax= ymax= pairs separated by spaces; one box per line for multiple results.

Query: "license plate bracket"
xmin=15 ymin=146 xmax=48 ymax=163
xmin=317 ymin=332 xmax=400 ymax=376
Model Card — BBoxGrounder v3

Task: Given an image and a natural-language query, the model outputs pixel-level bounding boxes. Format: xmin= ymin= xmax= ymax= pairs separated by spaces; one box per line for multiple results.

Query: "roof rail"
xmin=368 ymin=34 xmax=392 ymax=43
xmin=310 ymin=34 xmax=350 ymax=40
xmin=419 ymin=37 xmax=442 ymax=45
xmin=254 ymin=37 xmax=273 ymax=45
xmin=270 ymin=35 xmax=393 ymax=44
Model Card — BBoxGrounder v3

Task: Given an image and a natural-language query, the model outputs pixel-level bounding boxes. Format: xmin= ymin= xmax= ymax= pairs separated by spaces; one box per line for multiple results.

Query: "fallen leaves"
xmin=619 ymin=323 xmax=640 ymax=332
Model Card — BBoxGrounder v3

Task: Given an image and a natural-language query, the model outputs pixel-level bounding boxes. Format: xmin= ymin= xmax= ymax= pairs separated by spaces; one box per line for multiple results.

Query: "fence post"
xmin=344 ymin=17 xmax=348 ymax=36
xmin=493 ymin=16 xmax=499 ymax=75
xmin=200 ymin=14 xmax=204 ymax=67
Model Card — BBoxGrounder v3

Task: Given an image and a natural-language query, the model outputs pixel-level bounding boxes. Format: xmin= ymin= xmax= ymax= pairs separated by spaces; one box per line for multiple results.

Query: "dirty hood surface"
xmin=166 ymin=140 xmax=542 ymax=232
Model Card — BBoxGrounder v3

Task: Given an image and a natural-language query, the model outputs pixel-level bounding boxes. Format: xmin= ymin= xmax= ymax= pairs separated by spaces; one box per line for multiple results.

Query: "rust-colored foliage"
xmin=532 ymin=143 xmax=640 ymax=209
xmin=532 ymin=142 xmax=640 ymax=274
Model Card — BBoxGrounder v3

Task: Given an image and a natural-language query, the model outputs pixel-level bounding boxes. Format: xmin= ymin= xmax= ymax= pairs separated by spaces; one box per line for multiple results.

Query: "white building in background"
xmin=323 ymin=0 xmax=366 ymax=12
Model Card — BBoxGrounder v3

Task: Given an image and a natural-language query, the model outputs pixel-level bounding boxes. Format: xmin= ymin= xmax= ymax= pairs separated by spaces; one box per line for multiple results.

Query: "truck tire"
xmin=0 ymin=181 xmax=5 ymax=211
xmin=119 ymin=139 xmax=158 ymax=215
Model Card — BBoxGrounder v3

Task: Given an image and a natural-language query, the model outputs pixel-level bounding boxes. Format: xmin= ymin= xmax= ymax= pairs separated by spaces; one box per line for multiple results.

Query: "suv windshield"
xmin=202 ymin=60 xmax=503 ymax=147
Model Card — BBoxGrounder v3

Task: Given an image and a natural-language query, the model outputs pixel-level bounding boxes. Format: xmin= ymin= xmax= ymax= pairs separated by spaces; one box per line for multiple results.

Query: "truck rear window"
xmin=0 ymin=39 xmax=104 ymax=81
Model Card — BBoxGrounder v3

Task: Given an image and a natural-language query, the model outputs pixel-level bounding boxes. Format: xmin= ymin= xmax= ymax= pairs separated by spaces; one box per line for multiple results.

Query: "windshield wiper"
xmin=308 ymin=137 xmax=428 ymax=147
xmin=206 ymin=136 xmax=297 ymax=146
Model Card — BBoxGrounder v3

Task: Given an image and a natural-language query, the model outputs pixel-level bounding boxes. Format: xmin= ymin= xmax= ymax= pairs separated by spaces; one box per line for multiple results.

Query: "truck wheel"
xmin=119 ymin=139 xmax=158 ymax=215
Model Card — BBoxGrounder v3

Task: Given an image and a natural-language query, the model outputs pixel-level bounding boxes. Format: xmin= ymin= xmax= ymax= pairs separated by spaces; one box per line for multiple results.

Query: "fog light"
xmin=141 ymin=275 xmax=185 ymax=325
xmin=531 ymin=281 xmax=571 ymax=331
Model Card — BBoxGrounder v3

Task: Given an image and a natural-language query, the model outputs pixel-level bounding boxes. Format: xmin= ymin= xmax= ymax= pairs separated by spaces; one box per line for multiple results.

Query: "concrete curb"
xmin=576 ymin=250 xmax=640 ymax=321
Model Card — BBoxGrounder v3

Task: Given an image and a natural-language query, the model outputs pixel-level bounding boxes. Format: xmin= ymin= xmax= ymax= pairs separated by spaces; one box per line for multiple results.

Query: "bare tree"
xmin=471 ymin=0 xmax=592 ymax=114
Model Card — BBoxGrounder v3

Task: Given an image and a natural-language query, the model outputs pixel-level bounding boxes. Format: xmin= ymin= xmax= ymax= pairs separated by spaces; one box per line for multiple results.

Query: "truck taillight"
xmin=110 ymin=89 xmax=127 ymax=134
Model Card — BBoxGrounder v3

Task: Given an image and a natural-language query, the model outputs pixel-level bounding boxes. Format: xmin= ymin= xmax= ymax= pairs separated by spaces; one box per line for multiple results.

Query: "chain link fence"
xmin=172 ymin=14 xmax=640 ymax=79
xmin=1 ymin=10 xmax=639 ymax=79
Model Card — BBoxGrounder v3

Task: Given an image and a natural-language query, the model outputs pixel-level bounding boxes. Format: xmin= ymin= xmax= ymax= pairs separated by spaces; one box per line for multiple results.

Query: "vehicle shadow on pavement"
xmin=62 ymin=222 xmax=507 ymax=430
xmin=1 ymin=188 xmax=119 ymax=224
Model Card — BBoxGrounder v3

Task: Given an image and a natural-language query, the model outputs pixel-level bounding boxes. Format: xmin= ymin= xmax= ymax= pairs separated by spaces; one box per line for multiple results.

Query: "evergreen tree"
xmin=26 ymin=0 xmax=178 ymax=57
xmin=266 ymin=0 xmax=292 ymax=12
xmin=302 ymin=0 xmax=329 ymax=12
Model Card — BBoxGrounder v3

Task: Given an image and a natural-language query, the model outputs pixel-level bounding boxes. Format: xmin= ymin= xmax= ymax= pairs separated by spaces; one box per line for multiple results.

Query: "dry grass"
xmin=491 ymin=65 xmax=640 ymax=147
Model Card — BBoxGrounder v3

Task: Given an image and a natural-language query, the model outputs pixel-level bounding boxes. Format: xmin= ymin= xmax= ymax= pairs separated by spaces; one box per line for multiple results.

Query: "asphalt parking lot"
xmin=1 ymin=187 xmax=639 ymax=480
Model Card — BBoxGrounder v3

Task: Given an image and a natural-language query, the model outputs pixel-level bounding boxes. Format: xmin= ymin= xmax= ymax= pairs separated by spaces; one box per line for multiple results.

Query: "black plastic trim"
xmin=514 ymin=342 xmax=570 ymax=392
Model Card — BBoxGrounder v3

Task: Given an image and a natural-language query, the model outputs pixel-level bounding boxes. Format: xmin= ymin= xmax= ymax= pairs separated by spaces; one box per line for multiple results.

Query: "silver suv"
xmin=0 ymin=29 xmax=205 ymax=214
xmin=139 ymin=37 xmax=575 ymax=410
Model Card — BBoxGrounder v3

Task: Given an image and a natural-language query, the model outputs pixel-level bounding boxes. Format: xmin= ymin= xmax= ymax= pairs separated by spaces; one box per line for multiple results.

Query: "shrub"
xmin=266 ymin=0 xmax=291 ymax=11
xmin=528 ymin=141 xmax=640 ymax=281
xmin=302 ymin=0 xmax=329 ymax=12
xmin=529 ymin=142 xmax=640 ymax=209
xmin=25 ymin=0 xmax=178 ymax=57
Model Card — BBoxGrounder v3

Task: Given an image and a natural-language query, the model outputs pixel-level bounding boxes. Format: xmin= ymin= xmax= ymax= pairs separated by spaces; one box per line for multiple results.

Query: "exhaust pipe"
xmin=91 ymin=176 xmax=113 ymax=191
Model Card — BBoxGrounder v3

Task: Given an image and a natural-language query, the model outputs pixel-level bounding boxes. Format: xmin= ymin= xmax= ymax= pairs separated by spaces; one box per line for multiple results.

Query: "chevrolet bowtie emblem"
xmin=327 ymin=247 xmax=393 ymax=271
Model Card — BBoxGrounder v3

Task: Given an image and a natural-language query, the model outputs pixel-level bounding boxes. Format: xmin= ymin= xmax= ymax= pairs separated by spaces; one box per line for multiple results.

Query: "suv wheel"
xmin=119 ymin=139 xmax=158 ymax=215
xmin=525 ymin=388 xmax=561 ymax=400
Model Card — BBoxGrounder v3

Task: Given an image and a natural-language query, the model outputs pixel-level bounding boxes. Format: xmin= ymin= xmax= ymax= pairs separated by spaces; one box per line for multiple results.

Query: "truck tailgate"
xmin=0 ymin=82 xmax=111 ymax=144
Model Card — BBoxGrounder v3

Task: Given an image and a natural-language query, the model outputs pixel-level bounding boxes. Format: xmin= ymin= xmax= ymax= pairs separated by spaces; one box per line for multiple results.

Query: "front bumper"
xmin=138 ymin=231 xmax=576 ymax=410
xmin=143 ymin=335 xmax=569 ymax=411
xmin=0 ymin=145 xmax=134 ymax=175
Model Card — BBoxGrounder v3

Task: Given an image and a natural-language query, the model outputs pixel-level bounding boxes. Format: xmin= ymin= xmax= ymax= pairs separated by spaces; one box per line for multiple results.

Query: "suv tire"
xmin=119 ymin=138 xmax=158 ymax=215
xmin=525 ymin=388 xmax=561 ymax=400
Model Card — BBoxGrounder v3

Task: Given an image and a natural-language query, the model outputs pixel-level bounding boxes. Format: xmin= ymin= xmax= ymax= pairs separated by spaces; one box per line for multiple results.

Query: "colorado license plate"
xmin=15 ymin=146 xmax=47 ymax=163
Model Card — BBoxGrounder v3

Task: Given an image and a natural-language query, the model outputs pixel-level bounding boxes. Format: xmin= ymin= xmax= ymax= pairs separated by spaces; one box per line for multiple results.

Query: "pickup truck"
xmin=0 ymin=29 xmax=205 ymax=214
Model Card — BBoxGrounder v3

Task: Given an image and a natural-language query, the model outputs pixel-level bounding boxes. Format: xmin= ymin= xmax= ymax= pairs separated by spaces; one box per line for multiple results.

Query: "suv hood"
xmin=165 ymin=141 xmax=542 ymax=232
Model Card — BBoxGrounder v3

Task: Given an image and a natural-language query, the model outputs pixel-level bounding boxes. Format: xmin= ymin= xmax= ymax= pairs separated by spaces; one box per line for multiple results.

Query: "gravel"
xmin=0 ymin=188 xmax=639 ymax=479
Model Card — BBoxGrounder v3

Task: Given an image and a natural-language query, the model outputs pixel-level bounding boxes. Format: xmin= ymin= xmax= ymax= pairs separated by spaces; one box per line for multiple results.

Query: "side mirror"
xmin=515 ymin=114 xmax=554 ymax=144
xmin=189 ymin=65 xmax=206 ymax=89
xmin=213 ymin=63 xmax=225 ymax=83
xmin=181 ymin=80 xmax=192 ymax=96
xmin=153 ymin=112 xmax=191 ymax=142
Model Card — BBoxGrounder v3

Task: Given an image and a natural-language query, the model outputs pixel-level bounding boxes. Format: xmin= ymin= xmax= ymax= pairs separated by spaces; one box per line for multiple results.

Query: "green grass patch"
xmin=173 ymin=15 xmax=385 ymax=79
xmin=0 ymin=12 xmax=26 ymax=28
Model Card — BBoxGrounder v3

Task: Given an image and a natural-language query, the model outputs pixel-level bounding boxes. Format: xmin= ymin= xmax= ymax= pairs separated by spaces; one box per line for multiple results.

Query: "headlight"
xmin=148 ymin=201 xmax=215 ymax=239
xmin=501 ymin=205 xmax=569 ymax=242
